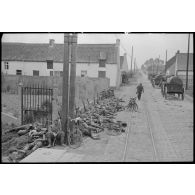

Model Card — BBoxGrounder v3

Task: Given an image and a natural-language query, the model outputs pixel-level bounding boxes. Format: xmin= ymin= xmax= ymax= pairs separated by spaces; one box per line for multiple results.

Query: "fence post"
xmin=53 ymin=83 xmax=58 ymax=120
xmin=18 ymin=82 xmax=23 ymax=125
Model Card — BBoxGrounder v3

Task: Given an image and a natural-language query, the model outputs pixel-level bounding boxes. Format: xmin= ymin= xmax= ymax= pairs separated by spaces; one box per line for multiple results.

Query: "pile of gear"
xmin=5 ymin=89 xmax=127 ymax=162
xmin=76 ymin=96 xmax=127 ymax=139
xmin=4 ymin=123 xmax=51 ymax=162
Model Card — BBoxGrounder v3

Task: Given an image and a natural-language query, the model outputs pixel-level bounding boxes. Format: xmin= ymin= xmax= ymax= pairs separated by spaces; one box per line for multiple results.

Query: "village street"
xmin=22 ymin=71 xmax=193 ymax=162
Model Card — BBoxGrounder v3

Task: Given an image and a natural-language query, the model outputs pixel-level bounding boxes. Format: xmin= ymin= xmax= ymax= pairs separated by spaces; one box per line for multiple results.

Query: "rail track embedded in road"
xmin=142 ymin=98 xmax=159 ymax=161
xmin=122 ymin=118 xmax=132 ymax=162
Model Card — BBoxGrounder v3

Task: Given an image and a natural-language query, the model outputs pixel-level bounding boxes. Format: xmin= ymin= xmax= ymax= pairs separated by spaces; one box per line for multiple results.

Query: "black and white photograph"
xmin=1 ymin=33 xmax=193 ymax=163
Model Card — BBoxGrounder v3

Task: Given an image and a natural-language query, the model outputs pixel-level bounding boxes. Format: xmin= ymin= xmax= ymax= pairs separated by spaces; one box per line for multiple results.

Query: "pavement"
xmin=20 ymin=72 xmax=193 ymax=163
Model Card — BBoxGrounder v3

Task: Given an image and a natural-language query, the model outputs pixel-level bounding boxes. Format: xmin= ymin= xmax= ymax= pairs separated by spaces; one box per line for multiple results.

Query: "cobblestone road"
xmin=122 ymin=72 xmax=193 ymax=162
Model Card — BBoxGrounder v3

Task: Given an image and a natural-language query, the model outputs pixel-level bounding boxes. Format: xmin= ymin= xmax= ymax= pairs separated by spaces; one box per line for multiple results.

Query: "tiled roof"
xmin=2 ymin=42 xmax=117 ymax=64
xmin=177 ymin=53 xmax=193 ymax=71
xmin=165 ymin=55 xmax=176 ymax=70
xmin=166 ymin=53 xmax=193 ymax=71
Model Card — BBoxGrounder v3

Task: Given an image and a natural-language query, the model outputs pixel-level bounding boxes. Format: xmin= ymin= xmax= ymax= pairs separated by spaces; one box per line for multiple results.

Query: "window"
xmin=33 ymin=70 xmax=39 ymax=76
xmin=98 ymin=71 xmax=106 ymax=78
xmin=99 ymin=60 xmax=106 ymax=67
xmin=4 ymin=62 xmax=9 ymax=69
xmin=47 ymin=60 xmax=53 ymax=69
xmin=81 ymin=70 xmax=87 ymax=77
xmin=50 ymin=71 xmax=53 ymax=76
xmin=16 ymin=70 xmax=22 ymax=75
xmin=54 ymin=71 xmax=60 ymax=77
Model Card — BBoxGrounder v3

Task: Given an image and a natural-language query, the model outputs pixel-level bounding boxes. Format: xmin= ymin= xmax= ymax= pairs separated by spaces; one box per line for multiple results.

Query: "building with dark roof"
xmin=165 ymin=51 xmax=193 ymax=88
xmin=2 ymin=39 xmax=122 ymax=88
xmin=120 ymin=53 xmax=129 ymax=72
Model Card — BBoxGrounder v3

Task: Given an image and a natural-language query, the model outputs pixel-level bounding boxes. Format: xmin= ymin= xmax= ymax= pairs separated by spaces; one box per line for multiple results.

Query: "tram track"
xmin=122 ymin=119 xmax=132 ymax=162
xmin=142 ymin=98 xmax=159 ymax=161
xmin=122 ymin=77 xmax=159 ymax=162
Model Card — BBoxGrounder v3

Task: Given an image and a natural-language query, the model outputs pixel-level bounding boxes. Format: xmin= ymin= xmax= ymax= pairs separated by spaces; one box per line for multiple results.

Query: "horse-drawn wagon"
xmin=153 ymin=74 xmax=165 ymax=86
xmin=162 ymin=76 xmax=184 ymax=100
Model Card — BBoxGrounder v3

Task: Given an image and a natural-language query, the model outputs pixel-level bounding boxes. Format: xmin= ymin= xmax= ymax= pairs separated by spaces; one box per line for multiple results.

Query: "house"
xmin=120 ymin=53 xmax=128 ymax=72
xmin=1 ymin=39 xmax=122 ymax=88
xmin=165 ymin=51 xmax=193 ymax=87
xmin=120 ymin=53 xmax=129 ymax=83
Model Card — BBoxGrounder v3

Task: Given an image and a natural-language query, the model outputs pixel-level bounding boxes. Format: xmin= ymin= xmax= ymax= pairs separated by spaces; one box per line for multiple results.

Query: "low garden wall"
xmin=1 ymin=75 xmax=110 ymax=121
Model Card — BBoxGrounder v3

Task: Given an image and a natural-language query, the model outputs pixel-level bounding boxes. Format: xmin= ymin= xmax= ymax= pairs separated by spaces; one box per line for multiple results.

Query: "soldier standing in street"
xmin=136 ymin=83 xmax=144 ymax=100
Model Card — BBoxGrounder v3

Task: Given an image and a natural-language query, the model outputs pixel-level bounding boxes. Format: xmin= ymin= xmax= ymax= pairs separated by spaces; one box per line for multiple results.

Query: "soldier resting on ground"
xmin=46 ymin=118 xmax=65 ymax=148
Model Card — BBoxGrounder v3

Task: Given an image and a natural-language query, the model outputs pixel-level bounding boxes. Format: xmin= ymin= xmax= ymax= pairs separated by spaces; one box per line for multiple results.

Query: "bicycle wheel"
xmin=68 ymin=129 xmax=83 ymax=149
xmin=130 ymin=104 xmax=134 ymax=112
xmin=133 ymin=103 xmax=138 ymax=112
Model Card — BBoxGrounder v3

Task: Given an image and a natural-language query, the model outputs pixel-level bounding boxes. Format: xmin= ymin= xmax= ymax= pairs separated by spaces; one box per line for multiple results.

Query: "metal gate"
xmin=21 ymin=85 xmax=53 ymax=127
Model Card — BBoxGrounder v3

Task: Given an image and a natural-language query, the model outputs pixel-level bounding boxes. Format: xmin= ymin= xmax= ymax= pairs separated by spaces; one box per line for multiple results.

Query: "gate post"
xmin=53 ymin=82 xmax=58 ymax=120
xmin=18 ymin=82 xmax=23 ymax=125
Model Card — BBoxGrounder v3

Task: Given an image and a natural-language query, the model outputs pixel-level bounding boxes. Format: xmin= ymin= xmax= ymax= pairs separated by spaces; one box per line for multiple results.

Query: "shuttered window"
xmin=4 ymin=62 xmax=9 ymax=69
xmin=33 ymin=70 xmax=39 ymax=76
xmin=99 ymin=60 xmax=106 ymax=67
xmin=98 ymin=71 xmax=106 ymax=78
xmin=16 ymin=70 xmax=22 ymax=75
xmin=47 ymin=60 xmax=53 ymax=69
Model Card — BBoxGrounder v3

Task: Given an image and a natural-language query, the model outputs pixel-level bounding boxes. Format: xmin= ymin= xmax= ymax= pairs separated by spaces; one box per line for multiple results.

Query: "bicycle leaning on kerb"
xmin=126 ymin=97 xmax=138 ymax=112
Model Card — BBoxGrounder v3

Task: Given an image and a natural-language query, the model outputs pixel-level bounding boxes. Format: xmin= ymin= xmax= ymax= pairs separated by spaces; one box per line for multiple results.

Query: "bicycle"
xmin=67 ymin=117 xmax=83 ymax=149
xmin=126 ymin=97 xmax=138 ymax=112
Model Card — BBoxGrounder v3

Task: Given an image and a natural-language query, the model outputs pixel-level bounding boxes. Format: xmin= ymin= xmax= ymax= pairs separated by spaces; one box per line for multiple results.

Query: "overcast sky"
xmin=2 ymin=33 xmax=193 ymax=69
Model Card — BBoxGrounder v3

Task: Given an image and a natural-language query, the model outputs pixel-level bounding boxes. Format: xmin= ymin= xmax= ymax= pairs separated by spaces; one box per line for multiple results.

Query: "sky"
xmin=2 ymin=33 xmax=193 ymax=69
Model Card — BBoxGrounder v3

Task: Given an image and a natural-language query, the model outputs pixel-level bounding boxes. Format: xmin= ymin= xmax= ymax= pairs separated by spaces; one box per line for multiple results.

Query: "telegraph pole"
xmin=62 ymin=33 xmax=71 ymax=143
xmin=130 ymin=46 xmax=133 ymax=74
xmin=165 ymin=50 xmax=167 ymax=74
xmin=134 ymin=58 xmax=136 ymax=72
xmin=185 ymin=34 xmax=190 ymax=90
xmin=69 ymin=34 xmax=77 ymax=130
xmin=157 ymin=55 xmax=160 ymax=74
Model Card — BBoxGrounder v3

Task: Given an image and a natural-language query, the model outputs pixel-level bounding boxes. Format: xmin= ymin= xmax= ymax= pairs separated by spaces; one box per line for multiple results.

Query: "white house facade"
xmin=2 ymin=39 xmax=122 ymax=88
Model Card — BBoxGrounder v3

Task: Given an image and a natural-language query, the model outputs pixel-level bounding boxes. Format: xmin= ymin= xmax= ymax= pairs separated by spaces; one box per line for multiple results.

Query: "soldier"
xmin=46 ymin=118 xmax=65 ymax=148
xmin=136 ymin=83 xmax=144 ymax=100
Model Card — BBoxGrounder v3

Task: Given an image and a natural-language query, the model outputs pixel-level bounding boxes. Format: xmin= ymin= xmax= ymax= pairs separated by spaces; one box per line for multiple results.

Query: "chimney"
xmin=176 ymin=50 xmax=180 ymax=54
xmin=116 ymin=39 xmax=120 ymax=46
xmin=49 ymin=39 xmax=55 ymax=47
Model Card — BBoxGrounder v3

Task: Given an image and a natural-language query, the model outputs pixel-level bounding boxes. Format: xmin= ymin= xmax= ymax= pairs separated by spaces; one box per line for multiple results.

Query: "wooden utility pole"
xmin=165 ymin=50 xmax=167 ymax=74
xmin=62 ymin=33 xmax=71 ymax=143
xmin=152 ymin=61 xmax=154 ymax=74
xmin=185 ymin=34 xmax=190 ymax=90
xmin=69 ymin=34 xmax=77 ymax=130
xmin=130 ymin=46 xmax=133 ymax=74
xmin=157 ymin=55 xmax=160 ymax=74
xmin=134 ymin=58 xmax=136 ymax=72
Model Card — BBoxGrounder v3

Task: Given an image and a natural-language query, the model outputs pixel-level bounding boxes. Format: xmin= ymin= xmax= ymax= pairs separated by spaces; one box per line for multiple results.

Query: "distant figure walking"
xmin=136 ymin=83 xmax=144 ymax=100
